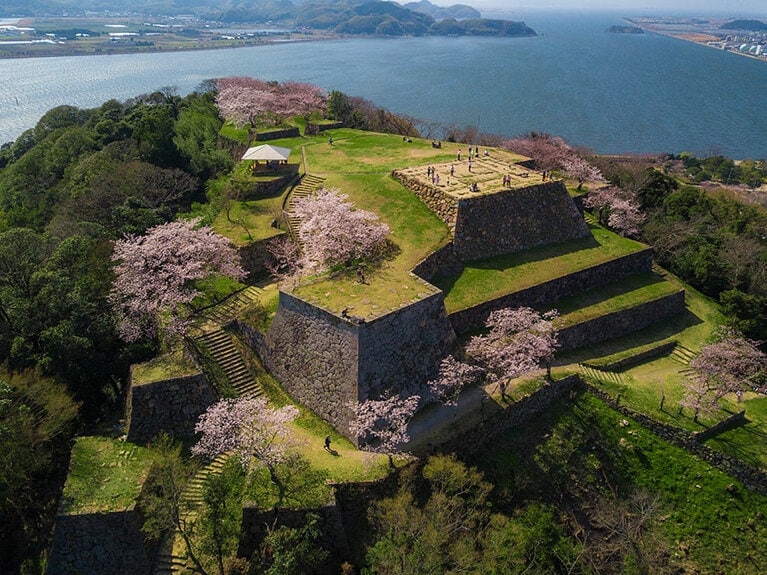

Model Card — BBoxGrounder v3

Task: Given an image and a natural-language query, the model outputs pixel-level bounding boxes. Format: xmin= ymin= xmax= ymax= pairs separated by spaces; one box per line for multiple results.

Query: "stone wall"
xmin=239 ymin=504 xmax=350 ymax=570
xmin=125 ymin=371 xmax=218 ymax=444
xmin=238 ymin=234 xmax=283 ymax=281
xmin=411 ymin=241 xmax=463 ymax=282
xmin=256 ymin=291 xmax=360 ymax=436
xmin=557 ymin=290 xmax=686 ymax=351
xmin=306 ymin=121 xmax=344 ymax=134
xmin=391 ymin=170 xmax=459 ymax=228
xmin=46 ymin=510 xmax=150 ymax=575
xmin=358 ymin=290 xmax=457 ymax=401
xmin=253 ymin=289 xmax=457 ymax=438
xmin=449 ymin=248 xmax=654 ymax=334
xmin=693 ymin=410 xmax=747 ymax=443
xmin=241 ymin=168 xmax=299 ymax=200
xmin=252 ymin=127 xmax=300 ymax=141
xmin=437 ymin=375 xmax=581 ymax=455
xmin=217 ymin=135 xmax=248 ymax=162
xmin=582 ymin=341 xmax=677 ymax=372
xmin=452 ymin=181 xmax=591 ymax=261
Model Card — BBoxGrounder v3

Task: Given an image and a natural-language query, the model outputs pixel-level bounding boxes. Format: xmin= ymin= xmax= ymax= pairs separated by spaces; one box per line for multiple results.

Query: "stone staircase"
xmin=670 ymin=343 xmax=697 ymax=366
xmin=285 ymin=174 xmax=326 ymax=239
xmin=579 ymin=364 xmax=627 ymax=386
xmin=152 ymin=453 xmax=229 ymax=575
xmin=195 ymin=328 xmax=264 ymax=398
xmin=201 ymin=286 xmax=262 ymax=326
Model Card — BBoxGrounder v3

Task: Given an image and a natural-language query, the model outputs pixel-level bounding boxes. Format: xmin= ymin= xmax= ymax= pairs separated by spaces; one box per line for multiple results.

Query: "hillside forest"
xmin=1 ymin=80 xmax=767 ymax=574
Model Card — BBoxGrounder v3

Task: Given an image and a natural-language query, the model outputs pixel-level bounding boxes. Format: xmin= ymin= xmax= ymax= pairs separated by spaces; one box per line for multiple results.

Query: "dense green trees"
xmin=0 ymin=87 xmax=232 ymax=572
xmin=365 ymin=454 xmax=584 ymax=575
xmin=0 ymin=370 xmax=79 ymax=571
xmin=595 ymin=157 xmax=767 ymax=342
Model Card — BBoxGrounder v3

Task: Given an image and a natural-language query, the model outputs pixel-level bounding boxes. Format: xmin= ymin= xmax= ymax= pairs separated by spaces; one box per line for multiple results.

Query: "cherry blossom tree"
xmin=265 ymin=234 xmax=303 ymax=282
xmin=682 ymin=329 xmax=767 ymax=422
xmin=215 ymin=77 xmax=326 ymax=129
xmin=278 ymin=81 xmax=327 ymax=121
xmin=503 ymin=133 xmax=605 ymax=189
xmin=425 ymin=355 xmax=483 ymax=407
xmin=109 ymin=218 xmax=246 ymax=342
xmin=584 ymin=186 xmax=645 ymax=238
xmin=349 ymin=394 xmax=420 ymax=467
xmin=503 ymin=133 xmax=570 ymax=171
xmin=560 ymin=155 xmax=606 ymax=190
xmin=215 ymin=77 xmax=278 ymax=128
xmin=291 ymin=187 xmax=390 ymax=272
xmin=465 ymin=307 xmax=560 ymax=394
xmin=192 ymin=397 xmax=300 ymax=500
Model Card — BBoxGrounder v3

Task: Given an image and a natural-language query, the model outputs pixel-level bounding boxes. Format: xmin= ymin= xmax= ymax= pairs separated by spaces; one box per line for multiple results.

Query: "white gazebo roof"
xmin=241 ymin=144 xmax=292 ymax=161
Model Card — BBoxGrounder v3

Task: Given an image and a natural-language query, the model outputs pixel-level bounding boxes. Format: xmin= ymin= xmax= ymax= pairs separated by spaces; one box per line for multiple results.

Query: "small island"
xmin=606 ymin=24 xmax=644 ymax=34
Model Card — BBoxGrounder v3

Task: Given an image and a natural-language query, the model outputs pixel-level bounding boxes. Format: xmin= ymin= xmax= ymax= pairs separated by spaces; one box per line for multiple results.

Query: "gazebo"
xmin=242 ymin=144 xmax=290 ymax=165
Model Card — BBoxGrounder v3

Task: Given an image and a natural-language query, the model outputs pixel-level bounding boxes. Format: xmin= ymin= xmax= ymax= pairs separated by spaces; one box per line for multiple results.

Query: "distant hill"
xmin=719 ymin=19 xmax=767 ymax=31
xmin=0 ymin=0 xmax=536 ymax=38
xmin=403 ymin=0 xmax=481 ymax=20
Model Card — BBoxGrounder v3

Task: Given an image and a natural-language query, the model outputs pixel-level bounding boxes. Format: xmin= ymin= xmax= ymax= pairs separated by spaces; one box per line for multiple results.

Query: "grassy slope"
xmin=475 ymin=392 xmax=767 ymax=575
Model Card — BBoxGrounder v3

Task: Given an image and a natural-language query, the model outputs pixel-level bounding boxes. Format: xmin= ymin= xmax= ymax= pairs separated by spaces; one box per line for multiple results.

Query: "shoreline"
xmin=0 ymin=33 xmax=337 ymax=60
xmin=625 ymin=18 xmax=767 ymax=65
xmin=0 ymin=30 xmax=536 ymax=61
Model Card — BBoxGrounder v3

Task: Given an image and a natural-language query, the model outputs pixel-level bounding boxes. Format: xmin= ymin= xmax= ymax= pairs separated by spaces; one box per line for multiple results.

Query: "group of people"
xmin=502 ymin=174 xmax=513 ymax=187
xmin=426 ymin=165 xmax=441 ymax=185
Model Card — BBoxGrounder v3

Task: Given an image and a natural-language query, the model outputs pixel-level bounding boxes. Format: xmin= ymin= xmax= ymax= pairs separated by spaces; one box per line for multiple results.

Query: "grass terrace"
xmin=60 ymin=436 xmax=152 ymax=514
xmin=554 ymin=272 xmax=682 ymax=326
xmin=290 ymin=170 xmax=452 ymax=319
xmin=131 ymin=346 xmax=199 ymax=386
xmin=434 ymin=222 xmax=648 ymax=314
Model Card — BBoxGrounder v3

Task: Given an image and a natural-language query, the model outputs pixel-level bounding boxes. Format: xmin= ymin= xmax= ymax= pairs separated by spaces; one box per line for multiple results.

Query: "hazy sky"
xmin=457 ymin=0 xmax=766 ymax=16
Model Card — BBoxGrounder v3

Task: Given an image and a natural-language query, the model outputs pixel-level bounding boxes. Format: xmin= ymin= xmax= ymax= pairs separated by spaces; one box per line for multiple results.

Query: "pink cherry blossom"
xmin=290 ymin=187 xmax=390 ymax=272
xmin=109 ymin=218 xmax=246 ymax=342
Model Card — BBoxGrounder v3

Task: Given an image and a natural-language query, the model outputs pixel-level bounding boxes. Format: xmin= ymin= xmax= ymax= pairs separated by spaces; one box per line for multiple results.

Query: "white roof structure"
xmin=241 ymin=144 xmax=292 ymax=161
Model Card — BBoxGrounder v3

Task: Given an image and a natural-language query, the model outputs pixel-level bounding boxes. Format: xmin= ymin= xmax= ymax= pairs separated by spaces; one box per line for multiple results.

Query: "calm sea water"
xmin=2 ymin=10 xmax=766 ymax=158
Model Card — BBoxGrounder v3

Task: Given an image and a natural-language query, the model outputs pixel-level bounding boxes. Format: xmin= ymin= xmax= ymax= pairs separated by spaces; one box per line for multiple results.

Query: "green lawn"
xmin=435 ymin=223 xmax=647 ymax=314
xmin=131 ymin=346 xmax=199 ymax=386
xmin=292 ymin=171 xmax=451 ymax=318
xmin=555 ymin=272 xmax=682 ymax=326
xmin=60 ymin=437 xmax=152 ymax=514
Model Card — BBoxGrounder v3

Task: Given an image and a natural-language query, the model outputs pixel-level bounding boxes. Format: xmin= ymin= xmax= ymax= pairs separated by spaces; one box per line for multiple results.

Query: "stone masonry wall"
xmin=452 ymin=180 xmax=591 ymax=261
xmin=254 ymin=289 xmax=457 ymax=438
xmin=449 ymin=248 xmax=654 ymax=334
xmin=241 ymin=168 xmax=299 ymax=200
xmin=46 ymin=510 xmax=150 ymax=575
xmin=238 ymin=504 xmax=350 ymax=570
xmin=238 ymin=235 xmax=282 ymax=281
xmin=411 ymin=241 xmax=463 ymax=282
xmin=252 ymin=126 xmax=300 ymax=141
xmin=125 ymin=371 xmax=218 ymax=444
xmin=257 ymin=291 xmax=361 ymax=436
xmin=357 ymin=290 xmax=457 ymax=402
xmin=391 ymin=170 xmax=459 ymax=228
xmin=585 ymin=382 xmax=767 ymax=496
xmin=438 ymin=375 xmax=581 ymax=455
xmin=557 ymin=291 xmax=686 ymax=351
